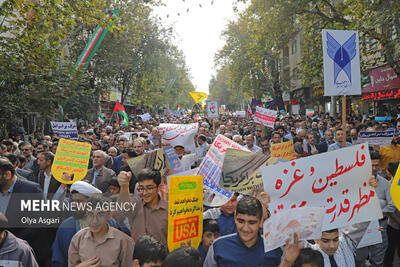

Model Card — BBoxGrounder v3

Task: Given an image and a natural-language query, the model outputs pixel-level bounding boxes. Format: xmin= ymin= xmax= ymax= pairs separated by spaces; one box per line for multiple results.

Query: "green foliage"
xmin=208 ymin=65 xmax=245 ymax=110
xmin=0 ymin=0 xmax=194 ymax=129
xmin=236 ymin=0 xmax=400 ymax=84
xmin=0 ymin=0 xmax=110 ymax=132
xmin=65 ymin=0 xmax=194 ymax=116
xmin=212 ymin=0 xmax=400 ymax=106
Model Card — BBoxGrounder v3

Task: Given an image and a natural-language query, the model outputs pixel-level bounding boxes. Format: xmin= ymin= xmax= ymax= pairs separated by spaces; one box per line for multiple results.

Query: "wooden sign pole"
xmin=342 ymin=95 xmax=347 ymax=147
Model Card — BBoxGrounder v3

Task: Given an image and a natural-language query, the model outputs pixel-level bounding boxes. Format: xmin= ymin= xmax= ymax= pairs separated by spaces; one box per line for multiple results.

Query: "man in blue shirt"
xmin=328 ymin=129 xmax=352 ymax=151
xmin=203 ymin=192 xmax=239 ymax=236
xmin=204 ymin=196 xmax=283 ymax=267
xmin=198 ymin=219 xmax=220 ymax=262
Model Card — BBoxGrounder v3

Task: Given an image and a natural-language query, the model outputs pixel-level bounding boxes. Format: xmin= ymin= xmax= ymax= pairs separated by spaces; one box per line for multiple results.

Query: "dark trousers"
xmin=384 ymin=225 xmax=400 ymax=267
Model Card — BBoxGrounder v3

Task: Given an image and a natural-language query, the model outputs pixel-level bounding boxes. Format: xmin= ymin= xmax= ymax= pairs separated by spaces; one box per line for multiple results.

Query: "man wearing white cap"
xmin=52 ymin=181 xmax=108 ymax=267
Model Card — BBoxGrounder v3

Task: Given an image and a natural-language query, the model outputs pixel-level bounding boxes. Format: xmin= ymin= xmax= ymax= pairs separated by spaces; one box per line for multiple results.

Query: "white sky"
xmin=153 ymin=0 xmax=244 ymax=94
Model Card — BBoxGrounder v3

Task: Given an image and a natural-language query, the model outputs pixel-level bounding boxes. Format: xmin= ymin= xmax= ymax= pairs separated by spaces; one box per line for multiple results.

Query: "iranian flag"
xmin=247 ymin=104 xmax=253 ymax=118
xmin=113 ymin=100 xmax=129 ymax=126
xmin=74 ymin=10 xmax=119 ymax=72
xmin=97 ymin=115 xmax=105 ymax=124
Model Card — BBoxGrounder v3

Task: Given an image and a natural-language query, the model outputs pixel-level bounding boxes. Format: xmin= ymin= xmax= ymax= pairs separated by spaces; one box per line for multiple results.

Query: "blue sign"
xmin=50 ymin=121 xmax=78 ymax=139
xmin=163 ymin=146 xmax=184 ymax=174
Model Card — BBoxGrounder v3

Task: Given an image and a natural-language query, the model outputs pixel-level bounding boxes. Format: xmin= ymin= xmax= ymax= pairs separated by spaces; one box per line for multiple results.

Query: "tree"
xmin=208 ymin=65 xmax=244 ymax=110
xmin=0 ymin=0 xmax=112 ymax=134
xmin=236 ymin=0 xmax=400 ymax=84
xmin=214 ymin=6 xmax=285 ymax=108
xmin=63 ymin=0 xmax=194 ymax=119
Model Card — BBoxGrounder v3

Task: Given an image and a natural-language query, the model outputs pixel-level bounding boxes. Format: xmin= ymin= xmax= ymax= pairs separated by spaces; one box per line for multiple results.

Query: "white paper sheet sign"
xmin=263 ymin=207 xmax=324 ymax=252
xmin=197 ymin=134 xmax=249 ymax=207
xmin=322 ymin=29 xmax=361 ymax=96
xmin=261 ymin=144 xmax=382 ymax=231
xmin=139 ymin=113 xmax=152 ymax=121
xmin=357 ymin=219 xmax=382 ymax=248
xmin=254 ymin=106 xmax=277 ymax=128
xmin=158 ymin=123 xmax=199 ymax=153
xmin=207 ymin=101 xmax=219 ymax=118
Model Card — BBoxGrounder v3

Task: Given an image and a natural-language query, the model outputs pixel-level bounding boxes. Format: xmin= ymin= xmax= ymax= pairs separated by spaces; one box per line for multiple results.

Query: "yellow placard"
xmin=271 ymin=139 xmax=294 ymax=160
xmin=51 ymin=138 xmax=91 ymax=184
xmin=391 ymin=164 xmax=400 ymax=210
xmin=189 ymin=91 xmax=208 ymax=104
xmin=168 ymin=175 xmax=203 ymax=252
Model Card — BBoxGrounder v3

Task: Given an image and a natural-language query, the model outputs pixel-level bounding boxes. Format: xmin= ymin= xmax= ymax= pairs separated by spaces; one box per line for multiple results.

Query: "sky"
xmin=153 ymin=0 xmax=244 ymax=94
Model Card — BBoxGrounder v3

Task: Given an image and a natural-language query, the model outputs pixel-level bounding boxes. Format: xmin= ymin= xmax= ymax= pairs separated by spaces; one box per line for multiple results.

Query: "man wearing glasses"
xmin=68 ymin=195 xmax=134 ymax=267
xmin=19 ymin=142 xmax=35 ymax=171
xmin=118 ymin=168 xmax=168 ymax=247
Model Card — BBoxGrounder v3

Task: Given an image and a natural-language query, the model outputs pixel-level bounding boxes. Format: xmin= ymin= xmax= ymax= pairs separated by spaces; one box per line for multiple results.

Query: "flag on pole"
xmin=74 ymin=10 xmax=119 ymax=72
xmin=113 ymin=100 xmax=129 ymax=126
xmin=59 ymin=10 xmax=119 ymax=122
xmin=247 ymin=104 xmax=253 ymax=118
xmin=257 ymin=66 xmax=276 ymax=99
xmin=154 ymin=104 xmax=160 ymax=113
xmin=306 ymin=109 xmax=315 ymax=116
xmin=166 ymin=77 xmax=177 ymax=92
xmin=97 ymin=115 xmax=105 ymax=124
xmin=189 ymin=91 xmax=208 ymax=104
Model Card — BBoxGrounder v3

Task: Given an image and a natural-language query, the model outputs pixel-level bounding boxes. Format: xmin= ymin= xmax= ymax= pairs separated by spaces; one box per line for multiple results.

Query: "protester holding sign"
xmin=204 ymin=196 xmax=303 ymax=267
xmin=118 ymin=169 xmax=168 ymax=247
xmin=2 ymin=100 xmax=400 ymax=267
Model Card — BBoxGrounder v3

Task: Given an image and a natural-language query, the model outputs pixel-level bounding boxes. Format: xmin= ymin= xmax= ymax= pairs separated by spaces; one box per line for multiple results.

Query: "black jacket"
xmin=5 ymin=179 xmax=52 ymax=267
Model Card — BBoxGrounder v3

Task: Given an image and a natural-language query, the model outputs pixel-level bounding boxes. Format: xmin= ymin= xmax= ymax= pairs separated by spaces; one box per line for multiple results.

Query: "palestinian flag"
xmin=113 ymin=100 xmax=129 ymax=126
xmin=177 ymin=104 xmax=182 ymax=112
xmin=97 ymin=115 xmax=105 ymax=124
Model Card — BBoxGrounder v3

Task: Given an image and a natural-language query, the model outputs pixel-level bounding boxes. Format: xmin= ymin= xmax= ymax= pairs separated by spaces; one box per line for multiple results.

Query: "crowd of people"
xmin=0 ymin=109 xmax=400 ymax=267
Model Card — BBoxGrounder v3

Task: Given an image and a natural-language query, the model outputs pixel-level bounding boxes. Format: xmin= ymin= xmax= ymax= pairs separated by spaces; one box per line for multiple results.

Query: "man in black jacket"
xmin=316 ymin=130 xmax=334 ymax=153
xmin=0 ymin=158 xmax=52 ymax=267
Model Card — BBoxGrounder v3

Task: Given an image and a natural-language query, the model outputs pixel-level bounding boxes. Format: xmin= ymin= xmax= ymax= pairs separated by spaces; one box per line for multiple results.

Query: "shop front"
xmin=290 ymin=87 xmax=311 ymax=115
xmin=311 ymin=82 xmax=329 ymax=113
xmin=362 ymin=64 xmax=400 ymax=116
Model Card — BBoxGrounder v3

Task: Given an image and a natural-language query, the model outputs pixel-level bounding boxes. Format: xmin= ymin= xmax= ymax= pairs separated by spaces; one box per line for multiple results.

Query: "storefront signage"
xmin=363 ymin=64 xmax=400 ymax=93
xmin=362 ymin=88 xmax=400 ymax=101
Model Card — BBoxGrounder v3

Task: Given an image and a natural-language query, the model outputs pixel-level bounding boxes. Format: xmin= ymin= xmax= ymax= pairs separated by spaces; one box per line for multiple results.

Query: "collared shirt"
xmin=68 ymin=226 xmax=134 ymax=267
xmin=43 ymin=171 xmax=52 ymax=199
xmin=142 ymin=198 xmax=168 ymax=247
xmin=204 ymin=233 xmax=282 ymax=267
xmin=203 ymin=208 xmax=237 ymax=236
xmin=23 ymin=156 xmax=36 ymax=170
xmin=328 ymin=141 xmax=352 ymax=151
xmin=198 ymin=243 xmax=207 ymax=262
xmin=92 ymin=167 xmax=102 ymax=186
xmin=305 ymin=235 xmax=355 ymax=267
xmin=0 ymin=178 xmax=17 ymax=215
xmin=375 ymin=174 xmax=396 ymax=215
xmin=318 ymin=129 xmax=325 ymax=138
xmin=244 ymin=144 xmax=261 ymax=153
xmin=128 ymin=196 xmax=168 ymax=248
